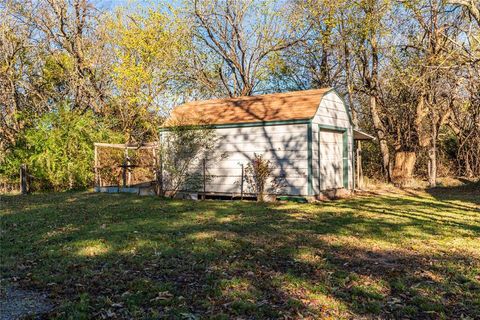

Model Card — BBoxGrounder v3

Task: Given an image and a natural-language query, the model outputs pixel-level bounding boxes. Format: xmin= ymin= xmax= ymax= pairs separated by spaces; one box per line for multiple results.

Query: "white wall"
xmin=187 ymin=123 xmax=309 ymax=196
xmin=312 ymin=91 xmax=354 ymax=191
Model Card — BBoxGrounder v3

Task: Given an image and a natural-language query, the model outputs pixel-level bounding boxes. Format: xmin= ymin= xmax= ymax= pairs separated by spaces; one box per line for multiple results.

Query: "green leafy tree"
xmin=0 ymin=104 xmax=121 ymax=191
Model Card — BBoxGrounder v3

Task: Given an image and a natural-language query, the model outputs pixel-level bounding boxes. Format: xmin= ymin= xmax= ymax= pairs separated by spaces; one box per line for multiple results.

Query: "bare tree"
xmin=190 ymin=0 xmax=309 ymax=97
xmin=352 ymin=0 xmax=393 ymax=182
xmin=401 ymin=0 xmax=465 ymax=186
xmin=0 ymin=1 xmax=50 ymax=152
xmin=449 ymin=0 xmax=480 ymax=25
xmin=26 ymin=0 xmax=111 ymax=113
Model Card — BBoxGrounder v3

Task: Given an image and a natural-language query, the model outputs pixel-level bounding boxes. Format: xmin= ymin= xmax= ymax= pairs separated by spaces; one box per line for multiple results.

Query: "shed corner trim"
xmin=307 ymin=121 xmax=313 ymax=196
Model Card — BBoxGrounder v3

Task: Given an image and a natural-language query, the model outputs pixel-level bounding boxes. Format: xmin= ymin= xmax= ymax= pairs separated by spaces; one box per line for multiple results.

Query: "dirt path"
xmin=0 ymin=285 xmax=53 ymax=320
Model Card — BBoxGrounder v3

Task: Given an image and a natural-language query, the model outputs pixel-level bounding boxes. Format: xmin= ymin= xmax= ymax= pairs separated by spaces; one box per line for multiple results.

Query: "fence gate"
xmin=94 ymin=142 xmax=159 ymax=195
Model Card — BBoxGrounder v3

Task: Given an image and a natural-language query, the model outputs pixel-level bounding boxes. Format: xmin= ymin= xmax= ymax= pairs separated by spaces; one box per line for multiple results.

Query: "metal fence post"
xmin=159 ymin=151 xmax=164 ymax=196
xmin=202 ymin=159 xmax=206 ymax=200
xmin=240 ymin=163 xmax=244 ymax=200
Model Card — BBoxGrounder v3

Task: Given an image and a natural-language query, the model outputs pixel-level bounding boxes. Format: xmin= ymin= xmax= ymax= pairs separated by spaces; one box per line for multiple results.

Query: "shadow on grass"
xmin=1 ymin=190 xmax=479 ymax=319
xmin=427 ymin=179 xmax=480 ymax=206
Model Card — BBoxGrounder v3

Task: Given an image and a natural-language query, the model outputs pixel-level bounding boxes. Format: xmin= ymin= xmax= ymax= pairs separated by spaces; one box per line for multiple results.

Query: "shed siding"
xmin=193 ymin=123 xmax=309 ymax=195
xmin=163 ymin=89 xmax=354 ymax=197
xmin=312 ymin=91 xmax=354 ymax=191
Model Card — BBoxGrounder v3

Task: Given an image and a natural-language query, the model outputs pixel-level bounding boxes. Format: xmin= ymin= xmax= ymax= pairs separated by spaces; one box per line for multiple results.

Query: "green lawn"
xmin=1 ymin=184 xmax=479 ymax=319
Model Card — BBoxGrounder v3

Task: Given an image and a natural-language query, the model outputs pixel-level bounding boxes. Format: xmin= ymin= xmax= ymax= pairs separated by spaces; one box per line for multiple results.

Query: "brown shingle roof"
xmin=167 ymin=88 xmax=332 ymax=126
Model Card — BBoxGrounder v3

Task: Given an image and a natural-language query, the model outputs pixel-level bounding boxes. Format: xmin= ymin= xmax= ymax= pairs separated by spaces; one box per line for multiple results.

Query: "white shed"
xmin=165 ymin=88 xmax=371 ymax=199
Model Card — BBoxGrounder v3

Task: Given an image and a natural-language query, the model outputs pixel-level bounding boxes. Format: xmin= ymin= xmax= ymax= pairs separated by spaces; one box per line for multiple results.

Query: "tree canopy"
xmin=1 ymin=0 xmax=479 ymax=190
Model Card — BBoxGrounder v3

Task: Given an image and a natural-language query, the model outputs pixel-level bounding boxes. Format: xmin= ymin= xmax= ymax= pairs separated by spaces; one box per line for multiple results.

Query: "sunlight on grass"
xmin=1 ymin=185 xmax=479 ymax=319
xmin=272 ymin=272 xmax=348 ymax=315
xmin=218 ymin=215 xmax=240 ymax=223
xmin=220 ymin=277 xmax=259 ymax=300
xmin=294 ymin=247 xmax=324 ymax=264
xmin=43 ymin=224 xmax=79 ymax=240
xmin=75 ymin=240 xmax=111 ymax=257
xmin=188 ymin=231 xmax=232 ymax=240
xmin=118 ymin=239 xmax=162 ymax=255
xmin=350 ymin=275 xmax=389 ymax=299
xmin=66 ymin=197 xmax=80 ymax=203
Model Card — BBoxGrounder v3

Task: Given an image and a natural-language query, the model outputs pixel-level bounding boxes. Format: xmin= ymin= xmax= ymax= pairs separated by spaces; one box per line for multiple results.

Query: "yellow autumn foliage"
xmin=106 ymin=5 xmax=189 ymax=141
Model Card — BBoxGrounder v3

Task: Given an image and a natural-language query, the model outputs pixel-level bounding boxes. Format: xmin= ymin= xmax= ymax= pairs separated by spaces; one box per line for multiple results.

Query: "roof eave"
xmin=160 ymin=118 xmax=312 ymax=131
xmin=353 ymin=129 xmax=376 ymax=140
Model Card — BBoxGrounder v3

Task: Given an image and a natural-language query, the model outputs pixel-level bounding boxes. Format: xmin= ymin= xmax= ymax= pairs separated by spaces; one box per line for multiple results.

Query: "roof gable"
xmin=167 ymin=88 xmax=332 ymax=126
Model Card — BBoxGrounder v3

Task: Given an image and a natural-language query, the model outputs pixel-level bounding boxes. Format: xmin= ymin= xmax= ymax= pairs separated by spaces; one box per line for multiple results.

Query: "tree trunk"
xmin=392 ymin=151 xmax=416 ymax=186
xmin=370 ymin=95 xmax=392 ymax=182
xmin=428 ymin=125 xmax=437 ymax=187
xmin=20 ymin=164 xmax=28 ymax=195
xmin=428 ymin=147 xmax=437 ymax=187
xmin=346 ymin=81 xmax=356 ymax=126
xmin=343 ymin=43 xmax=357 ymax=127
xmin=369 ymin=35 xmax=391 ymax=182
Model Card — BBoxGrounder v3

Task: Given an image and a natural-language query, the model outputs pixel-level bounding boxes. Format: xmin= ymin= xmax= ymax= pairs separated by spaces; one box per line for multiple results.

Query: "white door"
xmin=319 ymin=129 xmax=344 ymax=190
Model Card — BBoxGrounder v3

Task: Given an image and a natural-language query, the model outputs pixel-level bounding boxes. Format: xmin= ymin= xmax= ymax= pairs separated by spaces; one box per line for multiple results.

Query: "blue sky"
xmin=98 ymin=0 xmax=180 ymax=11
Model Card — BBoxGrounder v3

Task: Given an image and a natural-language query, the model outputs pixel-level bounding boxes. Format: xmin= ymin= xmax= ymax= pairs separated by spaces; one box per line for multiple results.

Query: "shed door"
xmin=319 ymin=129 xmax=344 ymax=189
